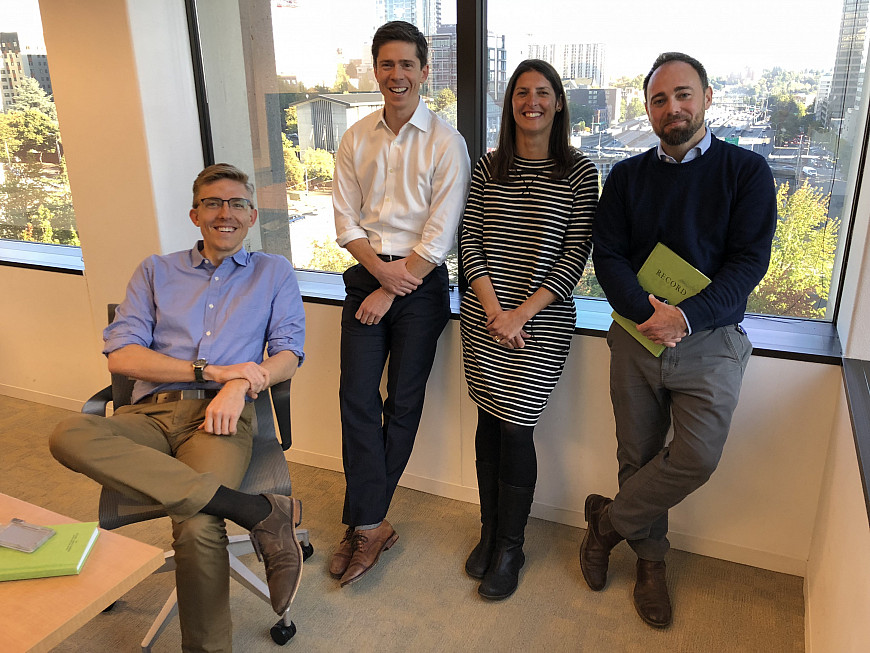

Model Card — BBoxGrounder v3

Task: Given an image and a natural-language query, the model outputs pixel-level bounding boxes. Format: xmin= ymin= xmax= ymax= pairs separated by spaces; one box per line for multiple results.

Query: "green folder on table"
xmin=612 ymin=243 xmax=711 ymax=357
xmin=0 ymin=522 xmax=99 ymax=582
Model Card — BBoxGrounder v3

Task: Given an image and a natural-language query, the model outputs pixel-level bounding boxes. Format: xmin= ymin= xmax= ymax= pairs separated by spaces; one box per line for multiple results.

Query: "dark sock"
xmin=201 ymin=486 xmax=271 ymax=530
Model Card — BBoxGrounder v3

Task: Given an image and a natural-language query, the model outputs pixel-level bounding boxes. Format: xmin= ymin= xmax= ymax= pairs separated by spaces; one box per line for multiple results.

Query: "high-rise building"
xmin=0 ymin=32 xmax=53 ymax=112
xmin=377 ymin=0 xmax=440 ymax=35
xmin=425 ymin=25 xmax=507 ymax=103
xmin=822 ymin=0 xmax=870 ymax=128
xmin=526 ymin=42 xmax=607 ymax=87
xmin=1 ymin=32 xmax=24 ymax=112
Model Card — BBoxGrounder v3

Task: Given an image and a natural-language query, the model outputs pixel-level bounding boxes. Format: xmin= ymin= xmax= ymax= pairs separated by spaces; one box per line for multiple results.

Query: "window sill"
xmin=297 ymin=273 xmax=842 ymax=366
xmin=0 ymin=241 xmax=84 ymax=274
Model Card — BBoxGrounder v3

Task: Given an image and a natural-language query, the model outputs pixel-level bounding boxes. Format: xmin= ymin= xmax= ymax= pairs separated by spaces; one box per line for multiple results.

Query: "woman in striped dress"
xmin=460 ymin=59 xmax=598 ymax=600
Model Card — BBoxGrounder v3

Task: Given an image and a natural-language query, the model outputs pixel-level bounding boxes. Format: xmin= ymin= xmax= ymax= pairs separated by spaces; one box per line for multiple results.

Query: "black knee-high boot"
xmin=465 ymin=461 xmax=499 ymax=579
xmin=478 ymin=481 xmax=534 ymax=600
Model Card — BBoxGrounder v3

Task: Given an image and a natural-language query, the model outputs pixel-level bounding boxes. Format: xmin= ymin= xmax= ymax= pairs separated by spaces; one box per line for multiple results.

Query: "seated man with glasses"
xmin=50 ymin=163 xmax=306 ymax=653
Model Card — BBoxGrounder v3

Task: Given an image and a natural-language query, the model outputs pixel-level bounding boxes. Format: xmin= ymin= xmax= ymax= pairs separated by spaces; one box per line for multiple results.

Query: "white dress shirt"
xmin=333 ymin=97 xmax=471 ymax=265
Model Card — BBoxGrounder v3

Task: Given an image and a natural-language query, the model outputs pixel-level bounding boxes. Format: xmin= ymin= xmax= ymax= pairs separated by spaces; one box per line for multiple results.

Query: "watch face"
xmin=194 ymin=359 xmax=207 ymax=368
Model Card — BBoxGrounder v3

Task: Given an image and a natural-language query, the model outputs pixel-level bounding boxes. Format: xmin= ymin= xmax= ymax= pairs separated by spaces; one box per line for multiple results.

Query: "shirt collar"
xmin=657 ymin=124 xmax=712 ymax=163
xmin=191 ymin=241 xmax=251 ymax=268
xmin=375 ymin=96 xmax=430 ymax=134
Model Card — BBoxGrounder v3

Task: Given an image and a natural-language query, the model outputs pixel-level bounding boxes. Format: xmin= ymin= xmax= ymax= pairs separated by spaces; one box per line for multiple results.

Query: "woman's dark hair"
xmin=490 ymin=59 xmax=574 ymax=182
xmin=371 ymin=20 xmax=428 ymax=68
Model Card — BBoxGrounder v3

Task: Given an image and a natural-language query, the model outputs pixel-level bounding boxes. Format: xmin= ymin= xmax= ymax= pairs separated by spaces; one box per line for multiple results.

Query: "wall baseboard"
xmin=0 ymin=385 xmax=83 ymax=412
xmin=286 ymin=449 xmax=807 ymax=577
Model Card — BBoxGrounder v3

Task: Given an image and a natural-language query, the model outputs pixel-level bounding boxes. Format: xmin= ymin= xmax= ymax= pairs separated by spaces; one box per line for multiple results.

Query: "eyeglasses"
xmin=197 ymin=197 xmax=253 ymax=212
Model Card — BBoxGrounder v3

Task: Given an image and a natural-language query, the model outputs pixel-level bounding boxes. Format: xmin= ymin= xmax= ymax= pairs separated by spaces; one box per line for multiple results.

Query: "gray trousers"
xmin=606 ymin=322 xmax=752 ymax=561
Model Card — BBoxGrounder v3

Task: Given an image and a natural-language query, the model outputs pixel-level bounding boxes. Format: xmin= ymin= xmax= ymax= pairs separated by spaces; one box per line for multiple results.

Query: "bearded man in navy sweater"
xmin=583 ymin=52 xmax=777 ymax=628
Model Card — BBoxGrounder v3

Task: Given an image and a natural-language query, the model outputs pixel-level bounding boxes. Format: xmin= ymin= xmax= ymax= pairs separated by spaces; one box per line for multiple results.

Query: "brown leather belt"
xmin=137 ymin=389 xmax=219 ymax=404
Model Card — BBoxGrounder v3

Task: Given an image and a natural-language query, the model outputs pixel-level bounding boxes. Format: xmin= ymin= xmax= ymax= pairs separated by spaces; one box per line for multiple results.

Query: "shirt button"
xmin=385 ymin=197 xmax=390 ymax=202
xmin=206 ymin=331 xmax=212 ymax=336
xmin=214 ymin=276 xmax=220 ymax=281
xmin=208 ymin=304 xmax=214 ymax=309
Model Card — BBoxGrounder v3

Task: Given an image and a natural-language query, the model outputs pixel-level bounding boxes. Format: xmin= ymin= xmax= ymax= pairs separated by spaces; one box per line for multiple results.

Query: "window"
xmin=489 ymin=0 xmax=860 ymax=321
xmin=0 ymin=0 xmax=82 ymax=272
xmin=195 ymin=0 xmax=459 ymax=282
xmin=196 ymin=0 xmax=867 ymax=329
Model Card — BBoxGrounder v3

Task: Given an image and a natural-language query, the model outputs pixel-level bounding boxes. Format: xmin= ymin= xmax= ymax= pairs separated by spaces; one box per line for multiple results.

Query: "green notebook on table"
xmin=0 ymin=521 xmax=99 ymax=582
xmin=612 ymin=242 xmax=711 ymax=357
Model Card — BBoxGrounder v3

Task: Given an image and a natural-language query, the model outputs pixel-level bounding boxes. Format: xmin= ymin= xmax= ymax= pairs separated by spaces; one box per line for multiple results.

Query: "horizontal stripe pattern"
xmin=460 ymin=152 xmax=598 ymax=425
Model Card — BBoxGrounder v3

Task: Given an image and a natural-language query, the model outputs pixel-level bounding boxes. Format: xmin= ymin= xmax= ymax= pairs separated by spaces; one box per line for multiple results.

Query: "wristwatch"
xmin=192 ymin=359 xmax=208 ymax=383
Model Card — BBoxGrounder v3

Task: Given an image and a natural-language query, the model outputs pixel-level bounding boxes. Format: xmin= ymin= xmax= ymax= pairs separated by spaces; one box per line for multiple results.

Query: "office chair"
xmin=83 ymin=305 xmax=311 ymax=651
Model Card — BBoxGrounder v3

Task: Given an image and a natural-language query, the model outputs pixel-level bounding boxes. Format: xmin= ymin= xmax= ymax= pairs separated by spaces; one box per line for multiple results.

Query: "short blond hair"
xmin=191 ymin=163 xmax=255 ymax=207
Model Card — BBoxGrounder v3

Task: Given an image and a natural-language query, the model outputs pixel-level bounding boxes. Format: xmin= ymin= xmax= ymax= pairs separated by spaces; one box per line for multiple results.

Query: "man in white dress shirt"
xmin=329 ymin=20 xmax=470 ymax=587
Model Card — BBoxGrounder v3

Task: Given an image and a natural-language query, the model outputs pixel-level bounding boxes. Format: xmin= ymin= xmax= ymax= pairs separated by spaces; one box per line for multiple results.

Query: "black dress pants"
xmin=339 ymin=262 xmax=450 ymax=526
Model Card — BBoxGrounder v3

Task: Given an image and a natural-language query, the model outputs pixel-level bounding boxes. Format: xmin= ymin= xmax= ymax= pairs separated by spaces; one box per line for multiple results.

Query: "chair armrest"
xmin=82 ymin=386 xmax=113 ymax=417
xmin=271 ymin=379 xmax=292 ymax=451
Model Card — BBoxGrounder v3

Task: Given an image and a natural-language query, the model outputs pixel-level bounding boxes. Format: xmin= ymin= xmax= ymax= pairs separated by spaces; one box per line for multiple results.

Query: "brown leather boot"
xmin=579 ymin=494 xmax=624 ymax=591
xmin=339 ymin=520 xmax=399 ymax=587
xmin=329 ymin=526 xmax=354 ymax=578
xmin=634 ymin=558 xmax=672 ymax=627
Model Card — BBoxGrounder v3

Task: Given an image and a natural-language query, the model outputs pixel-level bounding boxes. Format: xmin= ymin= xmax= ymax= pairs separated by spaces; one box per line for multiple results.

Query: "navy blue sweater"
xmin=592 ymin=135 xmax=777 ymax=331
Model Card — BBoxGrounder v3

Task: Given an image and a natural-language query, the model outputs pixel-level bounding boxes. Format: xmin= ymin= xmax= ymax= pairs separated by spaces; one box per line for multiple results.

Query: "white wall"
xmin=290 ymin=303 xmax=840 ymax=576
xmin=805 ymin=381 xmax=870 ymax=652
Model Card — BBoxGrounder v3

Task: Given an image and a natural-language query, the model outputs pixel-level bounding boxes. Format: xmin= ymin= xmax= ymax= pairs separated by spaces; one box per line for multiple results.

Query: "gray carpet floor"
xmin=0 ymin=395 xmax=804 ymax=652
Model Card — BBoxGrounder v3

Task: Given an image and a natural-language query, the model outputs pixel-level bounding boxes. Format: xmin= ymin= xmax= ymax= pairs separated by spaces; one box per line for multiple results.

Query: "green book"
xmin=612 ymin=242 xmax=711 ymax=357
xmin=0 ymin=522 xmax=99 ymax=582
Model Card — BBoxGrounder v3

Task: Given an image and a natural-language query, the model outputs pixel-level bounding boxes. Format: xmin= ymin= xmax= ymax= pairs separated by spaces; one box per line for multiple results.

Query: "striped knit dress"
xmin=460 ymin=151 xmax=598 ymax=426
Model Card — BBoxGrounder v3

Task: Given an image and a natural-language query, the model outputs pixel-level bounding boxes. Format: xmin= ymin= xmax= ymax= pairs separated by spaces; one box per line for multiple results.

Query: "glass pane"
xmin=0 ymin=0 xmax=80 ymax=265
xmin=198 ymin=0 xmax=460 ymax=282
xmin=488 ymin=0 xmax=859 ymax=320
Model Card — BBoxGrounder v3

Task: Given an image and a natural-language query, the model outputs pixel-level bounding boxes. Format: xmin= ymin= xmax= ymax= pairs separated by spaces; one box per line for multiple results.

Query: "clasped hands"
xmin=355 ymin=258 xmax=423 ymax=326
xmin=636 ymin=295 xmax=688 ymax=348
xmin=486 ymin=309 xmax=530 ymax=350
xmin=200 ymin=361 xmax=270 ymax=436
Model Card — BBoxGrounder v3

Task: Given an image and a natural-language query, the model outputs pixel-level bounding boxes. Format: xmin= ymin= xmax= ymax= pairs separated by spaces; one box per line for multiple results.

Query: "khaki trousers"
xmin=50 ymin=398 xmax=254 ymax=653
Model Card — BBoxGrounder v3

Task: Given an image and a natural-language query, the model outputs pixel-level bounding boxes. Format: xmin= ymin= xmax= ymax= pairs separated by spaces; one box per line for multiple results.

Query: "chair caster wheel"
xmin=301 ymin=542 xmax=314 ymax=560
xmin=270 ymin=620 xmax=297 ymax=645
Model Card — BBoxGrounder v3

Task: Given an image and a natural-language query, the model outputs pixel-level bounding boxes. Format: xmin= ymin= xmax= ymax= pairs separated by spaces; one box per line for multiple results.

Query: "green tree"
xmin=284 ymin=106 xmax=298 ymax=136
xmin=613 ymin=74 xmax=644 ymax=91
xmin=1 ymin=109 xmax=59 ymax=161
xmin=332 ymin=63 xmax=352 ymax=93
xmin=625 ymin=97 xmax=646 ymax=121
xmin=304 ymin=238 xmax=356 ymax=272
xmin=302 ymin=148 xmax=334 ymax=183
xmin=433 ymin=88 xmax=457 ymax=113
xmin=8 ymin=77 xmax=57 ymax=121
xmin=23 ymin=204 xmax=55 ymax=243
xmin=282 ymin=134 xmax=305 ymax=190
xmin=747 ymin=181 xmax=839 ymax=318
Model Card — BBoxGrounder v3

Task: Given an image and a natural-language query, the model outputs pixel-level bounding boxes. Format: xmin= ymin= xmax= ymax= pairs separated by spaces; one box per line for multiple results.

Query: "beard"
xmin=656 ymin=112 xmax=705 ymax=147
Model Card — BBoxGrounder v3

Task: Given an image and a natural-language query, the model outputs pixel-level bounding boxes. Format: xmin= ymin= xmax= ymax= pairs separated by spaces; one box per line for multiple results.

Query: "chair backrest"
xmin=96 ymin=304 xmax=294 ymax=530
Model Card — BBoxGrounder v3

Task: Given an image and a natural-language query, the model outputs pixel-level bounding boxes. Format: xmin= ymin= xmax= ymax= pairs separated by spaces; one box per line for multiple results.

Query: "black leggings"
xmin=475 ymin=407 xmax=537 ymax=487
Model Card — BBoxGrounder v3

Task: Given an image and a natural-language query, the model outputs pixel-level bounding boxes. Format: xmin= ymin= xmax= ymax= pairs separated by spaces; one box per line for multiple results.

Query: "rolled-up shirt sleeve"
xmin=103 ymin=257 xmax=158 ymax=355
xmin=266 ymin=260 xmax=306 ymax=365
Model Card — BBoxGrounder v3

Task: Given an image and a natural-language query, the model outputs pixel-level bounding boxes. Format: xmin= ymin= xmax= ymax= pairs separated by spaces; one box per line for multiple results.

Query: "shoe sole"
xmin=579 ymin=494 xmax=607 ymax=592
xmin=339 ymin=530 xmax=399 ymax=587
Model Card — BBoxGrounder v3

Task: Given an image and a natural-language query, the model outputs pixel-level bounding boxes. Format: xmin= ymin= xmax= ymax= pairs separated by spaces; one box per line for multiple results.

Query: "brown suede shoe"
xmin=339 ymin=520 xmax=399 ymax=587
xmin=579 ymin=494 xmax=624 ymax=591
xmin=633 ymin=559 xmax=672 ymax=628
xmin=249 ymin=494 xmax=304 ymax=614
xmin=329 ymin=526 xmax=355 ymax=578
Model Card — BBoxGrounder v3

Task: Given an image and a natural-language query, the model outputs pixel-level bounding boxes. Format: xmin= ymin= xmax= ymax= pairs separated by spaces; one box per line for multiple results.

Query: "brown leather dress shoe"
xmin=329 ymin=526 xmax=355 ymax=578
xmin=579 ymin=494 xmax=624 ymax=591
xmin=633 ymin=558 xmax=672 ymax=628
xmin=339 ymin=520 xmax=399 ymax=587
xmin=249 ymin=494 xmax=304 ymax=614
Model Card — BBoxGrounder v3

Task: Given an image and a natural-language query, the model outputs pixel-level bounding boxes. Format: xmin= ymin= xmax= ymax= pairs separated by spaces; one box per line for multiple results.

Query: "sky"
xmin=1 ymin=0 xmax=846 ymax=84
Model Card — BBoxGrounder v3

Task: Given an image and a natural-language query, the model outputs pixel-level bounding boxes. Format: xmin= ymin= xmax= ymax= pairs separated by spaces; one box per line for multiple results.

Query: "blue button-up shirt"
xmin=104 ymin=243 xmax=305 ymax=404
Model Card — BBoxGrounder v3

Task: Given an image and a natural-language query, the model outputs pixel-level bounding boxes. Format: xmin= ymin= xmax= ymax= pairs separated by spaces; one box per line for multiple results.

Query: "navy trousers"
xmin=339 ymin=262 xmax=450 ymax=526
